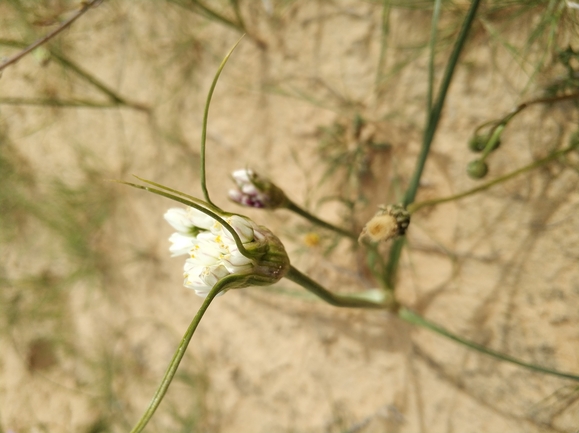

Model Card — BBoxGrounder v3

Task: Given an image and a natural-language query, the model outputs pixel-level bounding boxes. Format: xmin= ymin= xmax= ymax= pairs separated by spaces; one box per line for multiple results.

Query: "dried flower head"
xmin=358 ymin=204 xmax=410 ymax=243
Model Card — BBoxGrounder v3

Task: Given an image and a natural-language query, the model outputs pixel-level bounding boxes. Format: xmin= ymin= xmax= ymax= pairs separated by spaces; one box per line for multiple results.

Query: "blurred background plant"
xmin=1 ymin=1 xmax=578 ymax=432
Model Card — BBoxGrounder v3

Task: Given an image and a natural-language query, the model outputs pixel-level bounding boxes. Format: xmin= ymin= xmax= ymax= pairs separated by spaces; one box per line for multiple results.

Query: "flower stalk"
xmin=228 ymin=168 xmax=358 ymax=240
xmin=129 ymin=279 xmax=226 ymax=433
xmin=286 ymin=266 xmax=396 ymax=310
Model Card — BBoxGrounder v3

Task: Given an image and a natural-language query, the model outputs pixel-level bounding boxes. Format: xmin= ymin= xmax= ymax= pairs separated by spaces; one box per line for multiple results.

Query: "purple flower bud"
xmin=228 ymin=169 xmax=288 ymax=209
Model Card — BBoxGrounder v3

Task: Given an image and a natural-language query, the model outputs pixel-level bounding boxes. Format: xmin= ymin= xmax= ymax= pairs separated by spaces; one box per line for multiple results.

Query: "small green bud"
xmin=467 ymin=159 xmax=489 ymax=179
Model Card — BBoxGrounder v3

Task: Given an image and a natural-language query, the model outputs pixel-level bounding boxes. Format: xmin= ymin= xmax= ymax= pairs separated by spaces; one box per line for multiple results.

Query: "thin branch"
xmin=0 ymin=0 xmax=103 ymax=73
xmin=286 ymin=200 xmax=357 ymax=240
xmin=408 ymin=145 xmax=575 ymax=214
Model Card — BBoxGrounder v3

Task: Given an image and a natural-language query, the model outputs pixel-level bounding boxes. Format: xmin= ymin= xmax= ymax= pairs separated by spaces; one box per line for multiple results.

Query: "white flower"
xmin=165 ymin=206 xmax=288 ymax=297
xmin=165 ymin=208 xmax=263 ymax=297
xmin=164 ymin=207 xmax=215 ymax=235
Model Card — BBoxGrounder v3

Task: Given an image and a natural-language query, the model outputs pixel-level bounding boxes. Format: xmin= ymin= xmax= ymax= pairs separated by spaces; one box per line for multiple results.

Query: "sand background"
xmin=1 ymin=1 xmax=579 ymax=432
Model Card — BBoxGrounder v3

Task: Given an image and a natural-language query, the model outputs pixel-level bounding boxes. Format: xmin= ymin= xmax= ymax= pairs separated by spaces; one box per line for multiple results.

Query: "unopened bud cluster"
xmin=228 ymin=169 xmax=288 ymax=209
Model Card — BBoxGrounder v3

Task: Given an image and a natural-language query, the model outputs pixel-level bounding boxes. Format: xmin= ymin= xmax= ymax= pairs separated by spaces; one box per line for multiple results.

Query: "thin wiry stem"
xmin=286 ymin=266 xmax=579 ymax=381
xmin=200 ymin=36 xmax=244 ymax=206
xmin=0 ymin=39 xmax=148 ymax=111
xmin=476 ymin=91 xmax=579 ymax=135
xmin=116 ymin=180 xmax=251 ymax=258
xmin=0 ymin=0 xmax=103 ymax=73
xmin=399 ymin=308 xmax=579 ymax=382
xmin=129 ymin=277 xmax=232 ymax=433
xmin=408 ymin=145 xmax=575 ymax=214
xmin=286 ymin=200 xmax=357 ymax=240
xmin=0 ymin=97 xmax=120 ymax=109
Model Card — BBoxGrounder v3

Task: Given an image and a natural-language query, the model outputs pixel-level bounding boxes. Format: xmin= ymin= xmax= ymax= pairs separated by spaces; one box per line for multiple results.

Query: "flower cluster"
xmin=228 ymin=169 xmax=288 ymax=209
xmin=164 ymin=206 xmax=289 ymax=297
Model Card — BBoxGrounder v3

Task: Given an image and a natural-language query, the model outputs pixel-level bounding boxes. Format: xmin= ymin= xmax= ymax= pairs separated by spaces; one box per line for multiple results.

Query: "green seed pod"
xmin=468 ymin=134 xmax=501 ymax=153
xmin=468 ymin=135 xmax=487 ymax=152
xmin=467 ymin=159 xmax=489 ymax=179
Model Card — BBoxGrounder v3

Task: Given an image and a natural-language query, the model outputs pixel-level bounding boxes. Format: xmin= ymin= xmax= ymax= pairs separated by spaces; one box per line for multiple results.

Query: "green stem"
xmin=386 ymin=0 xmax=481 ymax=289
xmin=408 ymin=145 xmax=574 ymax=214
xmin=0 ymin=39 xmax=148 ymax=111
xmin=118 ymin=180 xmax=251 ymax=258
xmin=404 ymin=0 xmax=481 ymax=207
xmin=129 ymin=278 xmax=232 ymax=433
xmin=285 ymin=266 xmax=394 ymax=309
xmin=200 ymin=36 xmax=244 ymax=207
xmin=286 ymin=200 xmax=357 ymax=240
xmin=399 ymin=308 xmax=579 ymax=382
xmin=426 ymin=0 xmax=442 ymax=113
xmin=480 ymin=123 xmax=504 ymax=160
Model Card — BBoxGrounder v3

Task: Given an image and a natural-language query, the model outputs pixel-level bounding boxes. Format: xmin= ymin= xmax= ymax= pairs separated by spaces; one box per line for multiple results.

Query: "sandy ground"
xmin=1 ymin=1 xmax=579 ymax=432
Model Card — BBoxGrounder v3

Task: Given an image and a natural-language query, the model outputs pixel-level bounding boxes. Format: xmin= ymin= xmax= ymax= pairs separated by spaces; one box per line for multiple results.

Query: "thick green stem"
xmin=129 ymin=278 xmax=233 ymax=433
xmin=426 ymin=0 xmax=442 ymax=113
xmin=408 ymin=145 xmax=574 ymax=214
xmin=285 ymin=266 xmax=394 ymax=309
xmin=404 ymin=0 xmax=481 ymax=207
xmin=386 ymin=0 xmax=481 ymax=289
xmin=399 ymin=308 xmax=579 ymax=382
xmin=286 ymin=200 xmax=357 ymax=240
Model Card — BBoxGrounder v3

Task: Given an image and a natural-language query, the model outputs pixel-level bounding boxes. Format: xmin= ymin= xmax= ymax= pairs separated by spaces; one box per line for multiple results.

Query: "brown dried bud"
xmin=359 ymin=204 xmax=410 ymax=243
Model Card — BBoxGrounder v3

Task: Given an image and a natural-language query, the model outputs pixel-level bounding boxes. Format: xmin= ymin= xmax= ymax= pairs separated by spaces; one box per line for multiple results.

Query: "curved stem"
xmin=200 ymin=36 xmax=244 ymax=207
xmin=399 ymin=308 xmax=579 ymax=382
xmin=117 ymin=180 xmax=251 ymax=258
xmin=408 ymin=145 xmax=574 ymax=214
xmin=129 ymin=277 xmax=234 ymax=433
xmin=286 ymin=200 xmax=357 ymax=240
xmin=285 ymin=266 xmax=395 ymax=309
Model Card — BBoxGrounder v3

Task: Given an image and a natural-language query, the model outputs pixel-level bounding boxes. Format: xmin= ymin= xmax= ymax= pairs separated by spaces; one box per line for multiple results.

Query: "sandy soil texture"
xmin=1 ymin=2 xmax=578 ymax=432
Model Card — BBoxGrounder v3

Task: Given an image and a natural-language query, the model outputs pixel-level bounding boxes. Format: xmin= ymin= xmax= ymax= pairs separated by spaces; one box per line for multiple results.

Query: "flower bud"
xmin=228 ymin=169 xmax=288 ymax=209
xmin=359 ymin=204 xmax=410 ymax=243
xmin=467 ymin=159 xmax=489 ymax=179
xmin=166 ymin=206 xmax=290 ymax=297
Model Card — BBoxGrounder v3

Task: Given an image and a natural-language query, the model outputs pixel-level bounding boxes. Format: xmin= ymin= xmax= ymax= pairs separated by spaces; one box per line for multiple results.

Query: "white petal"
xmin=200 ymin=264 xmax=230 ymax=286
xmin=232 ymin=168 xmax=253 ymax=184
xmin=168 ymin=232 xmax=197 ymax=257
xmin=186 ymin=207 xmax=216 ymax=231
xmin=241 ymin=183 xmax=259 ymax=195
xmin=164 ymin=208 xmax=193 ymax=233
xmin=225 ymin=215 xmax=255 ymax=243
